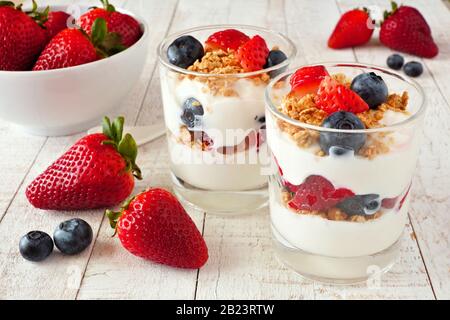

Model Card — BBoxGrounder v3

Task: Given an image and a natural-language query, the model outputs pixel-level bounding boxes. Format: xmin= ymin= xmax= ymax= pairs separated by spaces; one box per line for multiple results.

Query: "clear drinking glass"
xmin=158 ymin=25 xmax=296 ymax=214
xmin=265 ymin=63 xmax=426 ymax=283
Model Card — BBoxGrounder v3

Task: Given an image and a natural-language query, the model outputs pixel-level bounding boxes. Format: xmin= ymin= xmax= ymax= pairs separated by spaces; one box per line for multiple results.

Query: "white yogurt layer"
xmin=160 ymin=70 xmax=266 ymax=147
xmin=270 ymin=185 xmax=409 ymax=257
xmin=160 ymin=68 xmax=270 ymax=191
xmin=168 ymin=137 xmax=267 ymax=190
xmin=266 ymin=113 xmax=419 ymax=198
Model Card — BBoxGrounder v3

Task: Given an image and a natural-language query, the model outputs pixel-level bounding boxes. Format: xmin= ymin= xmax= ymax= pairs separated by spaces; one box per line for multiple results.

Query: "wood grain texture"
xmin=0 ymin=0 xmax=449 ymax=300
xmin=337 ymin=0 xmax=449 ymax=301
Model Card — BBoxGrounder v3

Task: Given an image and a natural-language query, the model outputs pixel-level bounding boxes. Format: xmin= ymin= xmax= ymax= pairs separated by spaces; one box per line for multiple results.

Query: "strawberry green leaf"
xmin=91 ymin=18 xmax=107 ymax=47
xmin=101 ymin=116 xmax=142 ymax=180
xmin=118 ymin=133 xmax=138 ymax=163
xmin=102 ymin=116 xmax=114 ymax=140
xmin=112 ymin=116 xmax=124 ymax=142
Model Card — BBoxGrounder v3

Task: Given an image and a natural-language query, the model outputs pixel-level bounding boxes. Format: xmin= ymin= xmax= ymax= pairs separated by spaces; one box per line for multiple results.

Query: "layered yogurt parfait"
xmin=158 ymin=25 xmax=296 ymax=214
xmin=265 ymin=63 xmax=426 ymax=282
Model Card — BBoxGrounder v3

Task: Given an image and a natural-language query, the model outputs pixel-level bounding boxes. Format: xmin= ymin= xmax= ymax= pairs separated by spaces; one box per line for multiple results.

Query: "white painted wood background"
xmin=0 ymin=0 xmax=448 ymax=300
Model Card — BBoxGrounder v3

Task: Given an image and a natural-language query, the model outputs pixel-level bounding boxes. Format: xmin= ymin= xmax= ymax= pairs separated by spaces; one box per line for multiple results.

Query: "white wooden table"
xmin=0 ymin=0 xmax=449 ymax=300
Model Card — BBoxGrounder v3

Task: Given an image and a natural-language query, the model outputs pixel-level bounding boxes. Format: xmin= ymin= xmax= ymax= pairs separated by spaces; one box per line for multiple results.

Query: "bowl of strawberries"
xmin=0 ymin=0 xmax=148 ymax=136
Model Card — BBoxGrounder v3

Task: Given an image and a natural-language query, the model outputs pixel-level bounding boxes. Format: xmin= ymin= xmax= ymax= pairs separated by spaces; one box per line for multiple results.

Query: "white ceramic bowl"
xmin=0 ymin=6 xmax=149 ymax=136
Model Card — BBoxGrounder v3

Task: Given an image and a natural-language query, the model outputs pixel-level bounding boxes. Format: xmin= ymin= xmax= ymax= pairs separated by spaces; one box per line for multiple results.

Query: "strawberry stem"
xmin=100 ymin=0 xmax=115 ymax=12
xmin=101 ymin=116 xmax=142 ymax=180
xmin=26 ymin=0 xmax=50 ymax=27
xmin=383 ymin=1 xmax=399 ymax=21
xmin=105 ymin=195 xmax=135 ymax=233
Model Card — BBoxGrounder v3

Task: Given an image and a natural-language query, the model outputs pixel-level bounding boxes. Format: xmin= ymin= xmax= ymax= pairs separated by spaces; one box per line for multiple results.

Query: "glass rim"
xmin=265 ymin=62 xmax=427 ymax=134
xmin=157 ymin=24 xmax=297 ymax=78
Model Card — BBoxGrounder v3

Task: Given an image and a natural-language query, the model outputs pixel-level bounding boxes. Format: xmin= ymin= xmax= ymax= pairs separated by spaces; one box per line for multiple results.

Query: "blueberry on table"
xmin=351 ymin=72 xmax=388 ymax=109
xmin=19 ymin=231 xmax=53 ymax=262
xmin=167 ymin=35 xmax=204 ymax=69
xmin=403 ymin=61 xmax=423 ymax=77
xmin=264 ymin=49 xmax=288 ymax=77
xmin=319 ymin=111 xmax=366 ymax=156
xmin=337 ymin=194 xmax=381 ymax=216
xmin=387 ymin=54 xmax=404 ymax=70
xmin=54 ymin=218 xmax=93 ymax=255
xmin=181 ymin=98 xmax=204 ymax=129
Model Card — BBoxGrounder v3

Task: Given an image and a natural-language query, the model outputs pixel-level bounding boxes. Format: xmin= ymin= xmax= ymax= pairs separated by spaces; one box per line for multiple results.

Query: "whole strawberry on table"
xmin=327 ymin=1 xmax=438 ymax=59
xmin=26 ymin=116 xmax=142 ymax=210
xmin=107 ymin=188 xmax=209 ymax=269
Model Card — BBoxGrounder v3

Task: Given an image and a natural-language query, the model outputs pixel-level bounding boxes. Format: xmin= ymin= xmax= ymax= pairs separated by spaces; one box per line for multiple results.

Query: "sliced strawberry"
xmin=236 ymin=35 xmax=269 ymax=72
xmin=288 ymin=175 xmax=354 ymax=212
xmin=331 ymin=188 xmax=355 ymax=203
xmin=289 ymin=66 xmax=329 ymax=97
xmin=283 ymin=179 xmax=300 ymax=193
xmin=315 ymin=76 xmax=369 ymax=114
xmin=328 ymin=9 xmax=374 ymax=49
xmin=205 ymin=29 xmax=250 ymax=51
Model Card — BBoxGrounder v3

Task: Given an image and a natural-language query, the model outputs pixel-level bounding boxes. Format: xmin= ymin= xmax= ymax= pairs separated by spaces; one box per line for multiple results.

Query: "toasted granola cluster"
xmin=276 ymin=73 xmax=409 ymax=159
xmin=179 ymin=49 xmax=271 ymax=97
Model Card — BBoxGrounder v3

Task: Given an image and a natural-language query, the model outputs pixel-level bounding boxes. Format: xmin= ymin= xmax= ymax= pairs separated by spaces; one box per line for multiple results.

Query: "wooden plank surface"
xmin=0 ymin=0 xmax=448 ymax=300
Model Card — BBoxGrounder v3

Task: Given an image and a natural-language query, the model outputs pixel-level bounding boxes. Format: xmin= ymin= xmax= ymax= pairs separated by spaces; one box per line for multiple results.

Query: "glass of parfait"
xmin=158 ymin=25 xmax=296 ymax=214
xmin=265 ymin=63 xmax=426 ymax=283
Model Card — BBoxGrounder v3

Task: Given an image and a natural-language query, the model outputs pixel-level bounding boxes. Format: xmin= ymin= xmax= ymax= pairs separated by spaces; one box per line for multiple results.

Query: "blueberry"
xmin=19 ymin=231 xmax=53 ymax=262
xmin=319 ymin=111 xmax=366 ymax=155
xmin=387 ymin=54 xmax=404 ymax=70
xmin=167 ymin=35 xmax=204 ymax=69
xmin=403 ymin=61 xmax=423 ymax=77
xmin=257 ymin=116 xmax=265 ymax=123
xmin=264 ymin=50 xmax=288 ymax=77
xmin=181 ymin=98 xmax=204 ymax=129
xmin=54 ymin=219 xmax=93 ymax=255
xmin=351 ymin=72 xmax=388 ymax=109
xmin=337 ymin=194 xmax=381 ymax=216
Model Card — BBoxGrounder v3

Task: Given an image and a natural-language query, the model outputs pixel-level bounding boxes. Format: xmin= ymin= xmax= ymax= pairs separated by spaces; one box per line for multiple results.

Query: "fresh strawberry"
xmin=33 ymin=18 xmax=123 ymax=71
xmin=26 ymin=117 xmax=142 ymax=210
xmin=44 ymin=11 xmax=73 ymax=40
xmin=237 ymin=35 xmax=269 ymax=72
xmin=78 ymin=0 xmax=142 ymax=47
xmin=328 ymin=9 xmax=374 ymax=49
xmin=106 ymin=188 xmax=208 ymax=269
xmin=289 ymin=65 xmax=329 ymax=97
xmin=380 ymin=2 xmax=438 ymax=58
xmin=288 ymin=175 xmax=354 ymax=212
xmin=205 ymin=29 xmax=250 ymax=51
xmin=0 ymin=2 xmax=47 ymax=71
xmin=315 ymin=76 xmax=369 ymax=114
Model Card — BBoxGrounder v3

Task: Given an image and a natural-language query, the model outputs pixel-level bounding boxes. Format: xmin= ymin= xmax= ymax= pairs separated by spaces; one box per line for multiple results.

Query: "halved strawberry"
xmin=236 ymin=35 xmax=269 ymax=72
xmin=289 ymin=66 xmax=329 ymax=97
xmin=205 ymin=29 xmax=250 ymax=51
xmin=315 ymin=76 xmax=369 ymax=114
